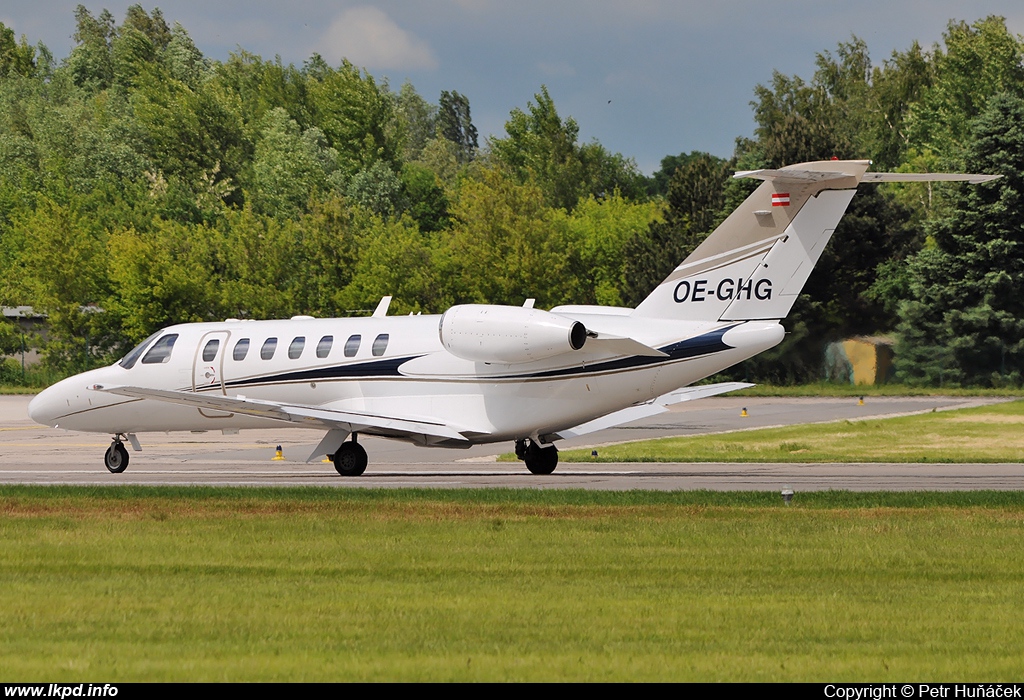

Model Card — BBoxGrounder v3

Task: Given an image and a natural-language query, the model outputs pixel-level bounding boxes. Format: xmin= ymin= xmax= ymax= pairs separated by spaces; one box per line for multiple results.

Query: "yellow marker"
xmin=858 ymin=396 xmax=865 ymax=406
xmin=272 ymin=445 xmax=285 ymax=461
xmin=741 ymin=407 xmax=748 ymax=417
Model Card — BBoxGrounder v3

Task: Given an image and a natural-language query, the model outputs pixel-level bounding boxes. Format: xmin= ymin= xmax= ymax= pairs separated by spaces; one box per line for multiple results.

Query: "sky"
xmin=2 ymin=1 xmax=1023 ymax=174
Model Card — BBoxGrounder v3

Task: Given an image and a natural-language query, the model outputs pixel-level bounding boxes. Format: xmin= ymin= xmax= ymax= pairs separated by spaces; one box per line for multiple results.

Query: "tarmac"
xmin=2 ymin=393 xmax=1021 ymax=491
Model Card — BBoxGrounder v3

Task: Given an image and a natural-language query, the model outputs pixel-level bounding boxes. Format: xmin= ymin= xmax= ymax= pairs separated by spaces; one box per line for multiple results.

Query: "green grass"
xmin=555 ymin=398 xmax=1024 ymax=464
xmin=2 ymin=486 xmax=1023 ymax=681
xmin=728 ymin=382 xmax=1024 ymax=397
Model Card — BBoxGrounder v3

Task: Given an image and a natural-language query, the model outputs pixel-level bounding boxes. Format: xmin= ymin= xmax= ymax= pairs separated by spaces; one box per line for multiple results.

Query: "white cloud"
xmin=317 ymin=6 xmax=438 ymax=71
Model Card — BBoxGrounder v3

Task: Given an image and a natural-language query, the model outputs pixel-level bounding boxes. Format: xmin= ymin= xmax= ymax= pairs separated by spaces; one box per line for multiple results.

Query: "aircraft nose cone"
xmin=28 ymin=384 xmax=65 ymax=427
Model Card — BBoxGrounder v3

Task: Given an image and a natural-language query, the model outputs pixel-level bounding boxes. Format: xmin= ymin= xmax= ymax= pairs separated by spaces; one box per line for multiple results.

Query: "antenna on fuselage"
xmin=372 ymin=296 xmax=393 ymax=318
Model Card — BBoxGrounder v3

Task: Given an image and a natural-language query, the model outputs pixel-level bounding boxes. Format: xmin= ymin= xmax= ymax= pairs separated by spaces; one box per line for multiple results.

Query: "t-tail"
xmin=633 ymin=159 xmax=997 ymax=322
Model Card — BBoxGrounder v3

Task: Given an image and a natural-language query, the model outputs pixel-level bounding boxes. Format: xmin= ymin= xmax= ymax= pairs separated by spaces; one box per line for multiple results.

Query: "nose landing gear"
xmin=514 ymin=438 xmax=558 ymax=475
xmin=104 ymin=436 xmax=130 ymax=473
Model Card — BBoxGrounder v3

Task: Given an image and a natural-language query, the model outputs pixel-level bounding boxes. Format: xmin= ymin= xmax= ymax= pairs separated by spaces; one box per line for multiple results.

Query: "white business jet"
xmin=28 ymin=160 xmax=996 ymax=475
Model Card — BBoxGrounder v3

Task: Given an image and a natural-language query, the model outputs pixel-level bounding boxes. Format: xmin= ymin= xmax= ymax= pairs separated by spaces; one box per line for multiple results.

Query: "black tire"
xmin=333 ymin=441 xmax=368 ymax=476
xmin=104 ymin=442 xmax=129 ymax=473
xmin=524 ymin=442 xmax=558 ymax=475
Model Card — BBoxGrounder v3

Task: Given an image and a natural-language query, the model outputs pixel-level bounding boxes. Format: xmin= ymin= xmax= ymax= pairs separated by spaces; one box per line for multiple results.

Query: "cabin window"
xmin=140 ymin=334 xmax=179 ymax=365
xmin=233 ymin=338 xmax=250 ymax=361
xmin=119 ymin=331 xmax=161 ymax=369
xmin=288 ymin=336 xmax=305 ymax=359
xmin=261 ymin=338 xmax=277 ymax=360
xmin=316 ymin=335 xmax=333 ymax=358
xmin=372 ymin=333 xmax=389 ymax=357
xmin=344 ymin=334 xmax=361 ymax=357
xmin=201 ymin=339 xmax=220 ymax=362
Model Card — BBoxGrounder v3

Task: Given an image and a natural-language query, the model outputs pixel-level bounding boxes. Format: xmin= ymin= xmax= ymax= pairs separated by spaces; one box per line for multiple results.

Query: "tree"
xmin=621 ymin=153 xmax=731 ymax=306
xmin=491 ymin=86 xmax=643 ymax=210
xmin=250 ymin=107 xmax=340 ymax=218
xmin=306 ymin=60 xmax=401 ymax=180
xmin=568 ymin=194 xmax=660 ymax=306
xmin=906 ymin=17 xmax=1024 ymax=162
xmin=896 ymin=93 xmax=1024 ymax=386
xmin=66 ymin=5 xmax=116 ymax=92
xmin=395 ymin=81 xmax=436 ymax=162
xmin=440 ymin=166 xmax=576 ymax=307
xmin=9 ymin=195 xmax=111 ymax=371
xmin=0 ymin=23 xmax=38 ymax=78
xmin=437 ymin=90 xmax=477 ymax=163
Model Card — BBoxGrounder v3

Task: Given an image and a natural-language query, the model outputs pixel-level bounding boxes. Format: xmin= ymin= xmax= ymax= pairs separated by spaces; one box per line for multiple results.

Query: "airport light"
xmin=781 ymin=485 xmax=794 ymax=505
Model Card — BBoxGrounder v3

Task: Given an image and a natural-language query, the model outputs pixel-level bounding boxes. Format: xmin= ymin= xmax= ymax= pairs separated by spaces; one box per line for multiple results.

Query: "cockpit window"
xmin=140 ymin=334 xmax=179 ymax=365
xmin=118 ymin=331 xmax=161 ymax=369
xmin=202 ymin=339 xmax=220 ymax=362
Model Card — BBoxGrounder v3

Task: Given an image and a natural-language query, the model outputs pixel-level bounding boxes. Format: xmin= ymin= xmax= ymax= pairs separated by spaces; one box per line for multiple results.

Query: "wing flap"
xmin=90 ymin=384 xmax=469 ymax=441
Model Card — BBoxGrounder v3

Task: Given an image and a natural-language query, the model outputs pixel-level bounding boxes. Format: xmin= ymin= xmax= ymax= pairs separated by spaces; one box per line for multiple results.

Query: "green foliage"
xmin=250 ymin=107 xmax=340 ymax=218
xmin=105 ymin=220 xmax=218 ymax=342
xmin=0 ymin=23 xmax=39 ymax=78
xmin=9 ymin=195 xmax=111 ymax=372
xmin=441 ymin=166 xmax=576 ymax=306
xmin=897 ymin=93 xmax=1024 ymax=386
xmin=568 ymin=194 xmax=660 ymax=306
xmin=346 ymin=160 xmax=402 ymax=216
xmin=437 ymin=89 xmax=478 ymax=163
xmin=305 ymin=60 xmax=401 ymax=180
xmin=906 ymin=17 xmax=1024 ymax=161
xmin=622 ymin=152 xmax=731 ymax=305
xmin=400 ymin=162 xmax=449 ymax=233
xmin=491 ymin=85 xmax=645 ymax=210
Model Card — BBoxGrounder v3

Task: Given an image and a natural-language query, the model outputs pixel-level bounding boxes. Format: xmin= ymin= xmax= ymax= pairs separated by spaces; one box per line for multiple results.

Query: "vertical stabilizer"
xmin=633 ymin=160 xmax=870 ymax=321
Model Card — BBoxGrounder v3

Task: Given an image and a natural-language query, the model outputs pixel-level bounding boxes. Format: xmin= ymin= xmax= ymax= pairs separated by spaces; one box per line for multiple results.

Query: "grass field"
xmin=2 ymin=486 xmax=1023 ymax=681
xmin=554 ymin=398 xmax=1024 ymax=463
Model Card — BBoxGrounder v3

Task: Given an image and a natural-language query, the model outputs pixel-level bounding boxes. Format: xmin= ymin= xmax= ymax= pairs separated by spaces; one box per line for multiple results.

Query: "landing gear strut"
xmin=332 ymin=433 xmax=368 ymax=476
xmin=515 ymin=438 xmax=558 ymax=475
xmin=104 ymin=436 xmax=129 ymax=473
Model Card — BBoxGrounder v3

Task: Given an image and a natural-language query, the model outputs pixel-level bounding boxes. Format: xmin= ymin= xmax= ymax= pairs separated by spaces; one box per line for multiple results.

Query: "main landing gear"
xmin=515 ymin=438 xmax=559 ymax=475
xmin=331 ymin=434 xmax=368 ymax=476
xmin=104 ymin=436 xmax=129 ymax=473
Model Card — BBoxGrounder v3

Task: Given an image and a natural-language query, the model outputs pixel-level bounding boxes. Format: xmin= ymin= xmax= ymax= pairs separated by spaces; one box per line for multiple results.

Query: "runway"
xmin=2 ymin=394 xmax=1021 ymax=491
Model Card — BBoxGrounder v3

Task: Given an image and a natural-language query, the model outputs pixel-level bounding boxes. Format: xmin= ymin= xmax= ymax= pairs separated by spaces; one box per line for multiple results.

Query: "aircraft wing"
xmin=91 ymin=384 xmax=469 ymax=442
xmin=547 ymin=381 xmax=754 ymax=440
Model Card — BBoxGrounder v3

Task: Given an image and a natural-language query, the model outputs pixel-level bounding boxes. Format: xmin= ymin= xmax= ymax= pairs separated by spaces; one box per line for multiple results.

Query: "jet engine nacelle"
xmin=439 ymin=304 xmax=587 ymax=364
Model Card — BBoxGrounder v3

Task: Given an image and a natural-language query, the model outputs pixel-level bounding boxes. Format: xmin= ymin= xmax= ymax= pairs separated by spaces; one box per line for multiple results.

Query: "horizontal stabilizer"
xmin=734 ymin=167 xmax=860 ymax=184
xmin=860 ymin=172 xmax=1000 ymax=184
xmin=90 ymin=384 xmax=469 ymax=442
xmin=547 ymin=381 xmax=753 ymax=440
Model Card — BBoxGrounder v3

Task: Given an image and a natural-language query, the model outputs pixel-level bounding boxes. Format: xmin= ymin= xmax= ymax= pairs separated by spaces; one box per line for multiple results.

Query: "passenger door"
xmin=192 ymin=331 xmax=232 ymax=418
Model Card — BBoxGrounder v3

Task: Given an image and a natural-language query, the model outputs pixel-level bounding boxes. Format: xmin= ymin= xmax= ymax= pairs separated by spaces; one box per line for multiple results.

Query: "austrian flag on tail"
xmin=771 ymin=192 xmax=790 ymax=206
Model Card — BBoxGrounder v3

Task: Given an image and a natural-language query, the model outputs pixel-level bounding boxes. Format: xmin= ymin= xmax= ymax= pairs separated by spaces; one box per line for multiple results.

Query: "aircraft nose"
xmin=28 ymin=383 xmax=66 ymax=427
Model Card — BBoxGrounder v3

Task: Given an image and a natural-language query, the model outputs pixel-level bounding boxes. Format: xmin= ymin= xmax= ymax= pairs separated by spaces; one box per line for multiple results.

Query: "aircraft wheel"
xmin=524 ymin=441 xmax=558 ymax=475
xmin=104 ymin=442 xmax=129 ymax=473
xmin=333 ymin=441 xmax=368 ymax=476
